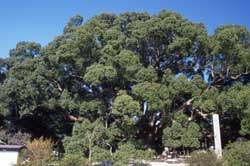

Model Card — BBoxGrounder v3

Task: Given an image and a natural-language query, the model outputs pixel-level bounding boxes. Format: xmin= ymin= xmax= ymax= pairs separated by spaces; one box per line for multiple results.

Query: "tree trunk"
xmin=144 ymin=133 xmax=154 ymax=148
xmin=88 ymin=147 xmax=92 ymax=166
xmin=87 ymin=133 xmax=92 ymax=166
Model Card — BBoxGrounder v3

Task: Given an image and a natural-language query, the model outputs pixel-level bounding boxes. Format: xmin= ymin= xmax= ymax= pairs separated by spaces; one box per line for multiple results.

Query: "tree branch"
xmin=212 ymin=71 xmax=250 ymax=86
xmin=64 ymin=114 xmax=83 ymax=122
xmin=52 ymin=79 xmax=63 ymax=92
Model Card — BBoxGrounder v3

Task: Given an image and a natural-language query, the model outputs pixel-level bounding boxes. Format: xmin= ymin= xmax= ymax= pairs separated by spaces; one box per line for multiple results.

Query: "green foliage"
xmin=223 ymin=141 xmax=250 ymax=166
xmin=240 ymin=114 xmax=250 ymax=136
xmin=135 ymin=66 xmax=158 ymax=83
xmin=112 ymin=143 xmax=137 ymax=166
xmin=186 ymin=151 xmax=222 ymax=166
xmin=9 ymin=41 xmax=41 ymax=59
xmin=173 ymin=111 xmax=189 ymax=125
xmin=79 ymin=100 xmax=105 ymax=119
xmin=60 ymin=89 xmax=78 ymax=111
xmin=112 ymin=91 xmax=141 ymax=139
xmin=182 ymin=122 xmax=202 ymax=149
xmin=132 ymin=82 xmax=170 ymax=112
xmin=114 ymin=50 xmax=141 ymax=82
xmin=63 ymin=119 xmax=110 ymax=156
xmin=59 ymin=154 xmax=87 ymax=166
xmin=211 ymin=25 xmax=250 ymax=74
xmin=163 ymin=121 xmax=201 ymax=149
xmin=170 ymin=75 xmax=194 ymax=97
xmin=112 ymin=143 xmax=154 ymax=166
xmin=64 ymin=14 xmax=83 ymax=33
xmin=84 ymin=63 xmax=117 ymax=86
xmin=163 ymin=122 xmax=184 ymax=149
xmin=112 ymin=91 xmax=140 ymax=117
xmin=1 ymin=10 xmax=250 ymax=163
xmin=92 ymin=146 xmax=112 ymax=163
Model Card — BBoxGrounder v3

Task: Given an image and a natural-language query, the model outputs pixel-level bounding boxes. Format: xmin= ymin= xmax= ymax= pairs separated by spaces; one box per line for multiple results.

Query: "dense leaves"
xmin=0 ymin=10 xmax=250 ymax=164
xmin=185 ymin=151 xmax=222 ymax=166
xmin=223 ymin=141 xmax=250 ymax=166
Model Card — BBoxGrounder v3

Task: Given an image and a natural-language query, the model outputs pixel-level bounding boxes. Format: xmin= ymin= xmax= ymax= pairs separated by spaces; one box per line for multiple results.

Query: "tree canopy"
xmin=1 ymin=10 xmax=250 ymax=164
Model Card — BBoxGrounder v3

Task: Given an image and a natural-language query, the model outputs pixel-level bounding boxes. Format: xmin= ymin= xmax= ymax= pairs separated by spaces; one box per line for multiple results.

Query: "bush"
xmin=59 ymin=154 xmax=87 ymax=166
xmin=92 ymin=146 xmax=112 ymax=163
xmin=134 ymin=149 xmax=154 ymax=161
xmin=18 ymin=137 xmax=54 ymax=166
xmin=111 ymin=143 xmax=154 ymax=166
xmin=223 ymin=141 xmax=250 ymax=166
xmin=17 ymin=148 xmax=29 ymax=165
xmin=185 ymin=151 xmax=222 ymax=166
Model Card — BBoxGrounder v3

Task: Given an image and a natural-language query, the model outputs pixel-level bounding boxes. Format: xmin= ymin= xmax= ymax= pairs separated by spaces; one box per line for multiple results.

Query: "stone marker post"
xmin=213 ymin=114 xmax=222 ymax=159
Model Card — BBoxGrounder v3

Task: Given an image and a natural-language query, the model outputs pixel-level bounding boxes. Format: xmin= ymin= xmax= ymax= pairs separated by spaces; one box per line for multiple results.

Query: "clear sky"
xmin=0 ymin=0 xmax=250 ymax=58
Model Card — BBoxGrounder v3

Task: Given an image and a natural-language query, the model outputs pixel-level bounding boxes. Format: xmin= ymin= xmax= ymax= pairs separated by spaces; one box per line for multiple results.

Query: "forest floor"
xmin=130 ymin=157 xmax=186 ymax=166
xmin=149 ymin=161 xmax=185 ymax=166
xmin=149 ymin=158 xmax=186 ymax=166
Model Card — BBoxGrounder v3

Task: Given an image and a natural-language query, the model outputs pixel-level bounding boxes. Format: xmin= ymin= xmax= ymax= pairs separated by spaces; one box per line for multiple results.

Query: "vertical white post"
xmin=213 ymin=114 xmax=222 ymax=159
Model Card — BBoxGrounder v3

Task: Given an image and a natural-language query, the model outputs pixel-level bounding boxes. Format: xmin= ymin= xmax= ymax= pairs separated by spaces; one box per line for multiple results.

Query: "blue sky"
xmin=0 ymin=0 xmax=250 ymax=58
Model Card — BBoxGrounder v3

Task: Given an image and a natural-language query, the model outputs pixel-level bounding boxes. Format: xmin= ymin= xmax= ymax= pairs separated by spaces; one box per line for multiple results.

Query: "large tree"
xmin=0 ymin=10 xmax=250 ymax=161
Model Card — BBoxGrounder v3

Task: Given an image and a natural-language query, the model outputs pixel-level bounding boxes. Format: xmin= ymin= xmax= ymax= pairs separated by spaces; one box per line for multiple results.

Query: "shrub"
xmin=59 ymin=154 xmax=87 ymax=166
xmin=185 ymin=151 xmax=222 ymax=166
xmin=18 ymin=137 xmax=54 ymax=166
xmin=223 ymin=141 xmax=250 ymax=166
xmin=92 ymin=146 xmax=112 ymax=163
xmin=134 ymin=149 xmax=154 ymax=161
xmin=27 ymin=137 xmax=53 ymax=162
xmin=112 ymin=144 xmax=154 ymax=166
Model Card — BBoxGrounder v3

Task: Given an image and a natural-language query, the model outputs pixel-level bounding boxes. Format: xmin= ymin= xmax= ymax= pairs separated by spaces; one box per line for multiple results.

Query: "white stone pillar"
xmin=213 ymin=114 xmax=222 ymax=159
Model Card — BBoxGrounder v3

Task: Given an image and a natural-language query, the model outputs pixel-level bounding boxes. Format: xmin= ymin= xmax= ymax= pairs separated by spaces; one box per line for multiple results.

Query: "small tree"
xmin=162 ymin=122 xmax=184 ymax=156
xmin=182 ymin=122 xmax=201 ymax=154
xmin=63 ymin=119 xmax=112 ymax=166
xmin=25 ymin=137 xmax=54 ymax=166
